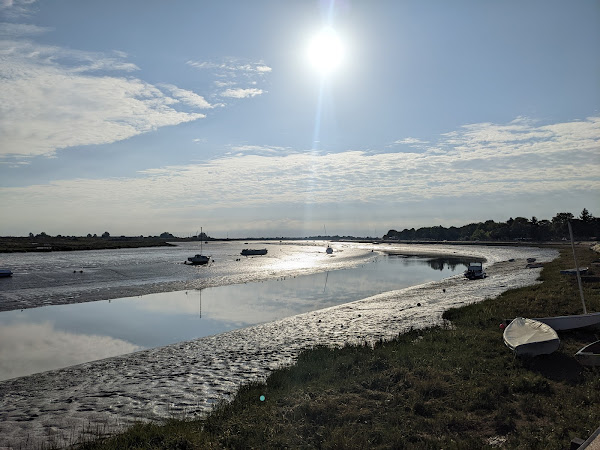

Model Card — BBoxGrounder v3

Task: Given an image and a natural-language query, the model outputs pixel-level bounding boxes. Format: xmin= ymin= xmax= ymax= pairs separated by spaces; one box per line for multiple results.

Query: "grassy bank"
xmin=76 ymin=245 xmax=599 ymax=449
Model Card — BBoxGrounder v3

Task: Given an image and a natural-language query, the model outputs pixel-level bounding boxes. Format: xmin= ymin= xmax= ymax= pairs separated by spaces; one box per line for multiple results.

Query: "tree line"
xmin=383 ymin=209 xmax=599 ymax=242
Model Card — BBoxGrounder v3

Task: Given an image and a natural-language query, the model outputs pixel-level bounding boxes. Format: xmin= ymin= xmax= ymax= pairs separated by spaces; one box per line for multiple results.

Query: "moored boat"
xmin=241 ymin=248 xmax=268 ymax=256
xmin=503 ymin=317 xmax=560 ymax=356
xmin=187 ymin=254 xmax=210 ymax=265
xmin=0 ymin=269 xmax=13 ymax=277
xmin=187 ymin=227 xmax=211 ymax=265
xmin=575 ymin=340 xmax=600 ymax=367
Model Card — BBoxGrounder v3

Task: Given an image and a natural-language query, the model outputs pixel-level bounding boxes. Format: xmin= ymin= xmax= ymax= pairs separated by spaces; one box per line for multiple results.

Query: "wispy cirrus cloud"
xmin=0 ymin=22 xmax=50 ymax=36
xmin=221 ymin=88 xmax=264 ymax=98
xmin=0 ymin=0 xmax=38 ymax=18
xmin=228 ymin=144 xmax=293 ymax=156
xmin=0 ymin=39 xmax=212 ymax=158
xmin=186 ymin=59 xmax=272 ymax=74
xmin=187 ymin=57 xmax=271 ymax=100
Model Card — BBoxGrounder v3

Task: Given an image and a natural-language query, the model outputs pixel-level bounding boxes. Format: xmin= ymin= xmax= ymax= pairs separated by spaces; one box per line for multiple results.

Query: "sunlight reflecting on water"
xmin=0 ymin=251 xmax=473 ymax=380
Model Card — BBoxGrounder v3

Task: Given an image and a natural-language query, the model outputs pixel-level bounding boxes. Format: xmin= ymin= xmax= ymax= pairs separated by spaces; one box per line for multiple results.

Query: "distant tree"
xmin=93 ymin=233 xmax=97 ymax=238
xmin=580 ymin=208 xmax=593 ymax=222
xmin=36 ymin=232 xmax=48 ymax=238
xmin=552 ymin=212 xmax=574 ymax=225
xmin=471 ymin=228 xmax=489 ymax=241
xmin=160 ymin=232 xmax=175 ymax=239
xmin=87 ymin=233 xmax=92 ymax=238
xmin=101 ymin=231 xmax=110 ymax=238
xmin=28 ymin=232 xmax=34 ymax=238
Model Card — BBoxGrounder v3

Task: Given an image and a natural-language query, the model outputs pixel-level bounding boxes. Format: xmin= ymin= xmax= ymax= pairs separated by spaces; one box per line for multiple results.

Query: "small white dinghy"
xmin=575 ymin=340 xmax=600 ymax=367
xmin=503 ymin=317 xmax=560 ymax=356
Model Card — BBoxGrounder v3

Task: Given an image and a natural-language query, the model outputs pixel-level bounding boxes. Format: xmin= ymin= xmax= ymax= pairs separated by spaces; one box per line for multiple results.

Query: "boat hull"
xmin=0 ymin=269 xmax=12 ymax=277
xmin=503 ymin=317 xmax=560 ymax=356
xmin=534 ymin=312 xmax=600 ymax=331
xmin=560 ymin=267 xmax=588 ymax=275
xmin=575 ymin=340 xmax=600 ymax=367
xmin=241 ymin=249 xmax=267 ymax=256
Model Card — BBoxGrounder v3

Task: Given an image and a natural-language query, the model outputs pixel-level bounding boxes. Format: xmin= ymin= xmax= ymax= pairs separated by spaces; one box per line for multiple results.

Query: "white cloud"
xmin=187 ymin=57 xmax=271 ymax=100
xmin=0 ymin=116 xmax=598 ymax=235
xmin=0 ymin=40 xmax=209 ymax=158
xmin=187 ymin=58 xmax=272 ymax=74
xmin=221 ymin=88 xmax=264 ymax=98
xmin=228 ymin=145 xmax=293 ymax=156
xmin=0 ymin=22 xmax=51 ymax=36
xmin=0 ymin=0 xmax=38 ymax=18
xmin=160 ymin=83 xmax=213 ymax=109
xmin=393 ymin=137 xmax=429 ymax=146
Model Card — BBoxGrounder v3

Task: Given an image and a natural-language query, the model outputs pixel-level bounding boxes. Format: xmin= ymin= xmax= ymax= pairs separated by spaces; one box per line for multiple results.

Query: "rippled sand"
xmin=0 ymin=245 xmax=557 ymax=448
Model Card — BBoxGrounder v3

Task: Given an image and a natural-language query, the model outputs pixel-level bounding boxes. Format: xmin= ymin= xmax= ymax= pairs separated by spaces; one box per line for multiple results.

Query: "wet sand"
xmin=0 ymin=245 xmax=557 ymax=448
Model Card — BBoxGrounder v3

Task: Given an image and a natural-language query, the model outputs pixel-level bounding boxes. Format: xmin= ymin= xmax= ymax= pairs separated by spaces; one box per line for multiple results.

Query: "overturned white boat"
xmin=503 ymin=317 xmax=560 ymax=356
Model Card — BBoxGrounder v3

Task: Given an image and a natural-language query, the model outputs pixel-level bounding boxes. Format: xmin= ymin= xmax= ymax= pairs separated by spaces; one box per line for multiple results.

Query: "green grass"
xmin=75 ymin=244 xmax=600 ymax=449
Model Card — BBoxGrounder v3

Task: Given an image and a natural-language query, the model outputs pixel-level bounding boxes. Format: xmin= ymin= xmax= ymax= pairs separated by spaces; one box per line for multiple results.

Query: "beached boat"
xmin=560 ymin=267 xmax=588 ymax=275
xmin=241 ymin=248 xmax=268 ymax=256
xmin=533 ymin=222 xmax=599 ymax=331
xmin=503 ymin=317 xmax=560 ymax=356
xmin=464 ymin=262 xmax=486 ymax=280
xmin=534 ymin=311 xmax=600 ymax=331
xmin=0 ymin=269 xmax=13 ymax=277
xmin=575 ymin=340 xmax=600 ymax=367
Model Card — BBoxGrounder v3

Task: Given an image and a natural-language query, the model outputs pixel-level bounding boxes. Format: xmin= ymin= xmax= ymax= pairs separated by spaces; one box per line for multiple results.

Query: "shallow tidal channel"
xmin=0 ymin=253 xmax=472 ymax=381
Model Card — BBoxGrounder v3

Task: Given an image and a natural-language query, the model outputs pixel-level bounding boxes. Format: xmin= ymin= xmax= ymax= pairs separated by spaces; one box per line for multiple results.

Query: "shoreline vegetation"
xmin=1 ymin=209 xmax=597 ymax=254
xmin=72 ymin=244 xmax=600 ymax=449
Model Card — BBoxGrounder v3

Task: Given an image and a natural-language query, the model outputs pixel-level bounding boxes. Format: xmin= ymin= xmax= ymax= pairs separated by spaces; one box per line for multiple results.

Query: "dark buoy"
xmin=442 ymin=288 xmax=446 ymax=293
xmin=417 ymin=302 xmax=421 ymax=307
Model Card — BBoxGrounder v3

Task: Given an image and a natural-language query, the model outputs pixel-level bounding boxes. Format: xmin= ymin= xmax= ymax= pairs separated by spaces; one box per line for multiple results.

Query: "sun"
xmin=307 ymin=28 xmax=344 ymax=76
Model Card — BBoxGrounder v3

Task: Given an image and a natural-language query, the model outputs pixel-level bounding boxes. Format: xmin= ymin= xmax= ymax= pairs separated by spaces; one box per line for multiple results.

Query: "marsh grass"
xmin=75 ymin=245 xmax=599 ymax=449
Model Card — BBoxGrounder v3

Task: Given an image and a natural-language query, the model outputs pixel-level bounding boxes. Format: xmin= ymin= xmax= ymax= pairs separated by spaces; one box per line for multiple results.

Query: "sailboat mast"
xmin=568 ymin=221 xmax=586 ymax=314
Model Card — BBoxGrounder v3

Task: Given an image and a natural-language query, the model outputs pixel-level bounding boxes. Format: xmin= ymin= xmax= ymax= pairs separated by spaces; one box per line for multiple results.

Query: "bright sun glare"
xmin=307 ymin=28 xmax=344 ymax=76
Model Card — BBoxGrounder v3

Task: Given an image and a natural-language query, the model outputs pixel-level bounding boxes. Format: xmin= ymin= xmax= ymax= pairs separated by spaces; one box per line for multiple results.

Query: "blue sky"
xmin=1 ymin=0 xmax=599 ymax=238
